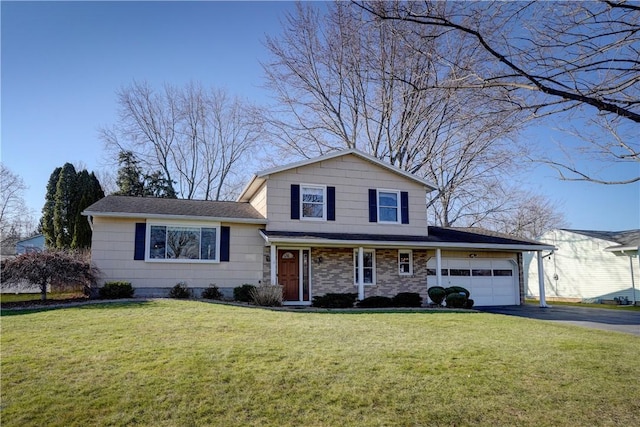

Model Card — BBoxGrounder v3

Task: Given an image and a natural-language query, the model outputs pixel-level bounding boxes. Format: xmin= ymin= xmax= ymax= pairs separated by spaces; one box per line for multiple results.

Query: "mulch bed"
xmin=1 ymin=297 xmax=91 ymax=310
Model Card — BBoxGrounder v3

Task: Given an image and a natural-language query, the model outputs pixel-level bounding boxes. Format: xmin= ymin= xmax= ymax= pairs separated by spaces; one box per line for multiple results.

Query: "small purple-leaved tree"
xmin=1 ymin=251 xmax=100 ymax=301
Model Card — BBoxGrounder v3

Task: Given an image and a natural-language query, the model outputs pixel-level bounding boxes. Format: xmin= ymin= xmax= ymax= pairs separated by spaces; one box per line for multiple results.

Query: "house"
xmin=83 ymin=149 xmax=553 ymax=306
xmin=15 ymin=234 xmax=45 ymax=254
xmin=525 ymin=229 xmax=640 ymax=305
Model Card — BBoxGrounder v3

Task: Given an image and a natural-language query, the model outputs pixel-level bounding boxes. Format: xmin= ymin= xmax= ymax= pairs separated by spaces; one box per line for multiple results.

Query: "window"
xmin=147 ymin=224 xmax=219 ymax=262
xmin=427 ymin=268 xmax=449 ymax=276
xmin=398 ymin=250 xmax=413 ymax=275
xmin=353 ymin=249 xmax=376 ymax=285
xmin=493 ymin=269 xmax=513 ymax=277
xmin=449 ymin=269 xmax=471 ymax=276
xmin=378 ymin=190 xmax=399 ymax=223
xmin=472 ymin=269 xmax=492 ymax=277
xmin=301 ymin=185 xmax=326 ymax=220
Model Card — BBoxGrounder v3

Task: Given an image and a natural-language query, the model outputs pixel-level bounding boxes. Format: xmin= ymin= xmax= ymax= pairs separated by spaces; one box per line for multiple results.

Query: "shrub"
xmin=312 ymin=293 xmax=357 ymax=308
xmin=249 ymin=285 xmax=283 ymax=307
xmin=445 ymin=286 xmax=470 ymax=299
xmin=169 ymin=282 xmax=191 ymax=299
xmin=427 ymin=286 xmax=447 ymax=306
xmin=233 ymin=284 xmax=256 ymax=302
xmin=201 ymin=285 xmax=223 ymax=300
xmin=356 ymin=296 xmax=394 ymax=308
xmin=445 ymin=292 xmax=467 ymax=308
xmin=392 ymin=292 xmax=423 ymax=307
xmin=465 ymin=298 xmax=475 ymax=309
xmin=1 ymin=250 xmax=100 ymax=301
xmin=99 ymin=281 xmax=134 ymax=299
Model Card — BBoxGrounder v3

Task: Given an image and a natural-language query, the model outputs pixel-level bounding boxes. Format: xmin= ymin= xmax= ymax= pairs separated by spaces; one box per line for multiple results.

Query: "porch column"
xmin=435 ymin=248 xmax=443 ymax=288
xmin=537 ymin=251 xmax=548 ymax=308
xmin=630 ymin=255 xmax=637 ymax=306
xmin=357 ymin=246 xmax=365 ymax=300
xmin=270 ymin=244 xmax=277 ymax=286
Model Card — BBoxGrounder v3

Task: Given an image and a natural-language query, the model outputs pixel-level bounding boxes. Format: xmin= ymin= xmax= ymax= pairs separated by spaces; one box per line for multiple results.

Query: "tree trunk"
xmin=40 ymin=282 xmax=47 ymax=301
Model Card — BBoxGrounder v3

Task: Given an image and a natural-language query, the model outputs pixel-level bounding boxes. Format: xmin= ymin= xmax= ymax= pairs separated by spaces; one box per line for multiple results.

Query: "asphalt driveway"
xmin=477 ymin=304 xmax=640 ymax=336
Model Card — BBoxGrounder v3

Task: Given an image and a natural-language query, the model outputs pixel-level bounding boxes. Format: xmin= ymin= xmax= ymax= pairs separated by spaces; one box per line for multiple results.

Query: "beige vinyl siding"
xmin=264 ymin=154 xmax=428 ymax=235
xmin=91 ymin=217 xmax=264 ymax=288
xmin=525 ymin=229 xmax=638 ymax=300
xmin=249 ymin=182 xmax=267 ymax=217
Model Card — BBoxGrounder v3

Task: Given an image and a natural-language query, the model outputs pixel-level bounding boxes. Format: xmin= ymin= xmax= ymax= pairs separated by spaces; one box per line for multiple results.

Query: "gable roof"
xmin=237 ymin=149 xmax=437 ymax=202
xmin=564 ymin=229 xmax=639 ymax=244
xmin=260 ymin=226 xmax=554 ymax=251
xmin=83 ymin=195 xmax=267 ymax=224
xmin=563 ymin=229 xmax=640 ymax=252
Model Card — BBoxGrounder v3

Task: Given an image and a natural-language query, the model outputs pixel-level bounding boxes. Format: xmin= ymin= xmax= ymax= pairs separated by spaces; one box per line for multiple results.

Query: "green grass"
xmin=526 ymin=298 xmax=640 ymax=311
xmin=2 ymin=300 xmax=639 ymax=426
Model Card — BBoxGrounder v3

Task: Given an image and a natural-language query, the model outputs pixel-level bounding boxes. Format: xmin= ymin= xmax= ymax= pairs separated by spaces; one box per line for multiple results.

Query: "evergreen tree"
xmin=114 ymin=150 xmax=177 ymax=199
xmin=53 ymin=163 xmax=78 ymax=248
xmin=42 ymin=164 xmax=104 ymax=250
xmin=114 ymin=151 xmax=145 ymax=196
xmin=41 ymin=167 xmax=61 ymax=248
xmin=71 ymin=171 xmax=104 ymax=249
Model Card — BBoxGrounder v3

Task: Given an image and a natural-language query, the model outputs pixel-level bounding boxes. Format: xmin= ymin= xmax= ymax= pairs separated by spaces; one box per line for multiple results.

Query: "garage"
xmin=427 ymin=258 xmax=519 ymax=306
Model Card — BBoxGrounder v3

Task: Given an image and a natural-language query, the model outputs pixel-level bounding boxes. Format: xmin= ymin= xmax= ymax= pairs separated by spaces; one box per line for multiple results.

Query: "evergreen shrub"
xmin=392 ymin=292 xmax=423 ymax=307
xmin=169 ymin=282 xmax=191 ymax=299
xmin=427 ymin=286 xmax=447 ymax=306
xmin=99 ymin=281 xmax=134 ymax=299
xmin=356 ymin=296 xmax=394 ymax=308
xmin=312 ymin=293 xmax=357 ymax=308
xmin=233 ymin=284 xmax=256 ymax=302
xmin=201 ymin=285 xmax=223 ymax=300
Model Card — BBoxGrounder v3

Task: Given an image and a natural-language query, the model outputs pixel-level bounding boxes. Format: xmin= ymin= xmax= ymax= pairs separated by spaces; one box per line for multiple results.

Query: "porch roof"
xmin=260 ymin=227 xmax=554 ymax=252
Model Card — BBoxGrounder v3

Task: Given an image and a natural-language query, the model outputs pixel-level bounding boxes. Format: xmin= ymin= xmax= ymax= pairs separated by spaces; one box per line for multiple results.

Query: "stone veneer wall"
xmin=311 ymin=247 xmax=430 ymax=299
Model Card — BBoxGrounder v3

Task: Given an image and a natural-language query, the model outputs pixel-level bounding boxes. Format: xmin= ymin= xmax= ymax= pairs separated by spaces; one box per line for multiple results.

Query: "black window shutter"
xmin=220 ymin=226 xmax=230 ymax=262
xmin=368 ymin=189 xmax=377 ymax=222
xmin=291 ymin=184 xmax=300 ymax=220
xmin=134 ymin=223 xmax=146 ymax=260
xmin=327 ymin=186 xmax=336 ymax=221
xmin=401 ymin=191 xmax=409 ymax=224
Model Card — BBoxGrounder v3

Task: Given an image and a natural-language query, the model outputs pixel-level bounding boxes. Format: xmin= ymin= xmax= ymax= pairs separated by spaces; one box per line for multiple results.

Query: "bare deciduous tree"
xmin=0 ymin=164 xmax=36 ymax=252
xmin=359 ymin=0 xmax=640 ymax=184
xmin=263 ymin=2 xmax=558 ymax=227
xmin=101 ymin=81 xmax=261 ymax=200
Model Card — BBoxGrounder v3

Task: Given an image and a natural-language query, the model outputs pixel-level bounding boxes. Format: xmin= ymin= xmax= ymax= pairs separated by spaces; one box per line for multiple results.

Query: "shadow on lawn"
xmin=0 ymin=299 xmax=154 ymax=317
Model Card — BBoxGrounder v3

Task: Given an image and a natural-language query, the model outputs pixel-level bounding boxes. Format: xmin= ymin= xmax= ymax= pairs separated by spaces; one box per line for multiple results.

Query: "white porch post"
xmin=435 ymin=248 xmax=443 ymax=288
xmin=630 ymin=255 xmax=637 ymax=306
xmin=270 ymin=244 xmax=277 ymax=286
xmin=537 ymin=251 xmax=548 ymax=308
xmin=357 ymin=246 xmax=365 ymax=300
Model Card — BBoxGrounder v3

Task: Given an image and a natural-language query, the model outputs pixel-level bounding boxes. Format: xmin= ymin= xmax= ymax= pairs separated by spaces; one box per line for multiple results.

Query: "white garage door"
xmin=427 ymin=258 xmax=518 ymax=306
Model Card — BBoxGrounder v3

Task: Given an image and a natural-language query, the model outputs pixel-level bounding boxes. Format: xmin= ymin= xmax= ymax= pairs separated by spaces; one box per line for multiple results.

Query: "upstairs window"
xmin=301 ymin=185 xmax=326 ymax=220
xmin=378 ymin=190 xmax=399 ymax=223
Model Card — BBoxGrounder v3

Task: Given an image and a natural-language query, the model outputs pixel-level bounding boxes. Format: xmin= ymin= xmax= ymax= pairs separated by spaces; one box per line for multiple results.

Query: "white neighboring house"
xmin=525 ymin=229 xmax=640 ymax=304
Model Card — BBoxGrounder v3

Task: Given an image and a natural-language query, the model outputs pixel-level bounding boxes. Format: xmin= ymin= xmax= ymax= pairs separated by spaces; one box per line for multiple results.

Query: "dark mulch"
xmin=1 ymin=297 xmax=91 ymax=310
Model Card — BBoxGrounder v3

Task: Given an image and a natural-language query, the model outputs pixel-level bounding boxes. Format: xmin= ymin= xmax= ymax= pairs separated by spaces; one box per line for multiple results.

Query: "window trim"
xmin=145 ymin=221 xmax=221 ymax=263
xmin=300 ymin=184 xmax=327 ymax=221
xmin=398 ymin=249 xmax=413 ymax=276
xmin=353 ymin=248 xmax=376 ymax=286
xmin=377 ymin=189 xmax=401 ymax=224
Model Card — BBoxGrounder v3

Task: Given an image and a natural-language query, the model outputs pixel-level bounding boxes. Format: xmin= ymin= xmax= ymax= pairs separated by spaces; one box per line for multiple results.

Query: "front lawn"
xmin=2 ymin=300 xmax=639 ymax=426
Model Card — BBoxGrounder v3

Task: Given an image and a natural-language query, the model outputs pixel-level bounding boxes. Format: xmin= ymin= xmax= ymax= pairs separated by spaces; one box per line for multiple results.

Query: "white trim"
xmin=300 ymin=184 xmax=327 ymax=221
xmin=257 ymin=231 xmax=555 ymax=252
xmin=145 ymin=221 xmax=221 ymax=263
xmin=398 ymin=249 xmax=413 ymax=275
xmin=82 ymin=211 xmax=267 ymax=224
xmin=277 ymin=247 xmax=312 ymax=304
xmin=353 ymin=248 xmax=376 ymax=287
xmin=377 ymin=189 xmax=401 ymax=224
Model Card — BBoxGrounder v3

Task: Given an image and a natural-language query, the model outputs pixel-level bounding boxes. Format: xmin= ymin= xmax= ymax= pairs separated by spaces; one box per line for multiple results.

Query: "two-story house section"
xmin=84 ymin=149 xmax=554 ymax=306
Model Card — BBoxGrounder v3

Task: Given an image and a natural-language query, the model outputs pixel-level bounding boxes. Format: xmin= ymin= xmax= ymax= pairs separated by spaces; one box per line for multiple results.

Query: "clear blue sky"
xmin=2 ymin=1 xmax=638 ymax=231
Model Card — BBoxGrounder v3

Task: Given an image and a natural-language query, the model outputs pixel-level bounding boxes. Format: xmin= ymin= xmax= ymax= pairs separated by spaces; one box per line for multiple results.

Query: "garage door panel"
xmin=427 ymin=258 xmax=518 ymax=306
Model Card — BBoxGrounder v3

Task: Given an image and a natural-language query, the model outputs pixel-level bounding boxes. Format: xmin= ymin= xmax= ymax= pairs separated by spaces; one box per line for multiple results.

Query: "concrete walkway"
xmin=476 ymin=304 xmax=640 ymax=336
